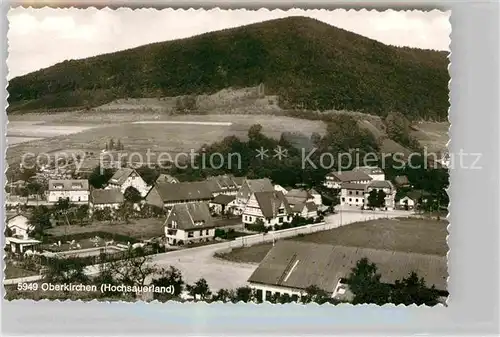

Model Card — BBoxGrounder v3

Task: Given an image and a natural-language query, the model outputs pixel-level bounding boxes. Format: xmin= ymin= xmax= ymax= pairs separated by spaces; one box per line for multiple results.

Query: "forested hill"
xmin=8 ymin=16 xmax=449 ymax=120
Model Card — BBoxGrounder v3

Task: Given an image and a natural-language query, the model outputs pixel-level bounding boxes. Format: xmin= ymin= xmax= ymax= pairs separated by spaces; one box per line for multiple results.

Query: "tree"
xmin=74 ymin=204 xmax=90 ymax=226
xmin=367 ymin=189 xmax=379 ymax=209
xmin=106 ymin=248 xmax=157 ymax=290
xmin=233 ymin=286 xmax=253 ymax=303
xmin=301 ymin=285 xmax=330 ymax=304
xmin=248 ymin=124 xmax=263 ymax=141
xmin=151 ymin=266 xmax=184 ymax=301
xmin=124 ymin=186 xmax=142 ymax=203
xmin=116 ymin=202 xmax=133 ymax=223
xmin=310 ymin=132 xmax=322 ymax=146
xmin=26 ymin=181 xmax=44 ymax=201
xmin=391 ymin=272 xmax=440 ymax=306
xmin=20 ymin=167 xmax=36 ymax=182
xmin=213 ymin=288 xmax=233 ymax=302
xmin=186 ymin=278 xmax=211 ymax=300
xmin=28 ymin=205 xmax=52 ymax=238
xmin=346 ymin=258 xmax=390 ymax=305
xmin=43 ymin=257 xmax=90 ymax=285
xmin=108 ymin=138 xmax=115 ymax=151
xmin=89 ymin=165 xmax=114 ymax=189
xmin=136 ymin=166 xmax=160 ymax=186
xmin=377 ymin=189 xmax=387 ymax=209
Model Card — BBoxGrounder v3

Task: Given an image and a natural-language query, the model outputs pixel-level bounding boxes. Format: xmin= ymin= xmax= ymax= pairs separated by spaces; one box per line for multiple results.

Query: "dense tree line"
xmin=8 ymin=17 xmax=448 ymax=120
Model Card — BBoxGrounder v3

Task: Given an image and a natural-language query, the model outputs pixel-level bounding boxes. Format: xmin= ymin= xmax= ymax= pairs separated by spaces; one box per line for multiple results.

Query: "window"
xmin=342 ymin=197 xmax=345 ymax=202
xmin=355 ymin=191 xmax=359 ymax=195
xmin=188 ymin=232 xmax=194 ymax=238
xmin=199 ymin=230 xmax=203 ymax=236
xmin=349 ymin=198 xmax=352 ymax=202
xmin=205 ymin=230 xmax=209 ymax=235
xmin=172 ymin=221 xmax=177 ymax=229
xmin=348 ymin=191 xmax=352 ymax=195
xmin=279 ymin=217 xmax=283 ymax=223
xmin=355 ymin=199 xmax=358 ymax=203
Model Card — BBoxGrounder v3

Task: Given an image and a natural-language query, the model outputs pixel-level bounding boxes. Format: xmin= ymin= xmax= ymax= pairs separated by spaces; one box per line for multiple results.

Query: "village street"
xmin=4 ymin=208 xmax=413 ymax=290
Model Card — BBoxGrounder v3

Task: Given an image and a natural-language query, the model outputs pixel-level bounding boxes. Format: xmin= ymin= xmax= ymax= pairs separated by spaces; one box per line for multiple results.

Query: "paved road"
xmin=5 ymin=209 xmax=414 ymax=292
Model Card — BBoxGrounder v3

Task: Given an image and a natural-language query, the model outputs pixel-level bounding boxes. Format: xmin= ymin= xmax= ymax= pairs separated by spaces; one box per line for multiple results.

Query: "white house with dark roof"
xmin=292 ymin=202 xmax=318 ymax=219
xmin=340 ymin=182 xmax=368 ymax=207
xmin=107 ymin=168 xmax=151 ymax=197
xmin=5 ymin=212 xmax=41 ymax=254
xmin=247 ymin=241 xmax=448 ymax=302
xmin=209 ymin=194 xmax=237 ymax=215
xmin=164 ymin=202 xmax=216 ymax=245
xmin=235 ymin=178 xmax=275 ymax=214
xmin=89 ymin=189 xmax=125 ymax=212
xmin=145 ymin=181 xmax=213 ymax=208
xmin=339 ymin=179 xmax=396 ymax=210
xmin=324 ymin=170 xmax=372 ymax=189
xmin=47 ymin=179 xmax=89 ymax=204
xmin=242 ymin=191 xmax=293 ymax=227
xmin=6 ymin=213 xmax=32 ymax=239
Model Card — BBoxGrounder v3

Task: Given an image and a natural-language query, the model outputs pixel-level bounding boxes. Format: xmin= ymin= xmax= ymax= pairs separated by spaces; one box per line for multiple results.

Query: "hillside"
xmin=7 ymin=16 xmax=449 ymax=120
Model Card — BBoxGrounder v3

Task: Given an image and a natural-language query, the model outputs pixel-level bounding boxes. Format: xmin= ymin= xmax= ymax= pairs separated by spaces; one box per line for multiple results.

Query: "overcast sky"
xmin=7 ymin=8 xmax=451 ymax=79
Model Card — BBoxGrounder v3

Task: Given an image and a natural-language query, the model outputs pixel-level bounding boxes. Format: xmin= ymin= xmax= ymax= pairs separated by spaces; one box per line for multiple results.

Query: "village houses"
xmin=285 ymin=189 xmax=320 ymax=219
xmin=5 ymin=212 xmax=41 ymax=254
xmin=145 ymin=181 xmax=213 ymax=208
xmin=155 ymin=174 xmax=180 ymax=184
xmin=235 ymin=178 xmax=275 ymax=214
xmin=352 ymin=166 xmax=385 ymax=181
xmin=206 ymin=174 xmax=245 ymax=196
xmin=340 ymin=180 xmax=396 ymax=210
xmin=242 ymin=190 xmax=293 ymax=227
xmin=47 ymin=179 xmax=89 ymax=204
xmin=209 ymin=194 xmax=237 ymax=215
xmin=106 ymin=168 xmax=151 ymax=197
xmin=247 ymin=241 xmax=448 ymax=302
xmin=163 ymin=202 xmax=216 ymax=245
xmin=89 ymin=189 xmax=125 ymax=213
xmin=324 ymin=170 xmax=372 ymax=189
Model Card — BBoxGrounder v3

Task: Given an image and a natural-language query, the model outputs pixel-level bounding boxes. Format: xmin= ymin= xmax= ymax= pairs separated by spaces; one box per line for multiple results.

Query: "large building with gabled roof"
xmin=248 ymin=240 xmax=448 ymax=302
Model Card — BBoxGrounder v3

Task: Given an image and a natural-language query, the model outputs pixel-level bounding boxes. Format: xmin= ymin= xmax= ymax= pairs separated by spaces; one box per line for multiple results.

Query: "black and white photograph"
xmin=4 ymin=8 xmax=450 ymax=305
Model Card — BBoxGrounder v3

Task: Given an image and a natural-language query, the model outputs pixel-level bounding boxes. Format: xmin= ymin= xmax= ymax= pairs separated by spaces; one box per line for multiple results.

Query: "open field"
xmin=216 ymin=217 xmax=448 ymax=264
xmin=6 ymin=114 xmax=326 ymax=165
xmin=45 ymin=218 xmax=165 ymax=240
xmin=410 ymin=121 xmax=450 ymax=154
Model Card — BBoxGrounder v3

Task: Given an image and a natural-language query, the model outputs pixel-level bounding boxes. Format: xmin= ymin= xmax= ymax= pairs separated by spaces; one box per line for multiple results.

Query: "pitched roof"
xmin=353 ymin=166 xmax=385 ymax=175
xmin=211 ymin=194 xmax=236 ymax=205
xmin=327 ymin=170 xmax=372 ymax=182
xmin=292 ymin=201 xmax=317 ymax=213
xmin=108 ymin=168 xmax=135 ymax=185
xmin=367 ymin=180 xmax=394 ymax=190
xmin=156 ymin=174 xmax=179 ymax=184
xmin=246 ymin=178 xmax=274 ymax=193
xmin=340 ymin=183 xmax=368 ymax=191
xmin=248 ymin=241 xmax=447 ymax=293
xmin=155 ymin=181 xmax=213 ymax=202
xmin=164 ymin=202 xmax=214 ymax=230
xmin=237 ymin=178 xmax=274 ymax=200
xmin=48 ymin=179 xmax=89 ymax=191
xmin=253 ymin=191 xmax=292 ymax=218
xmin=90 ymin=189 xmax=124 ymax=204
